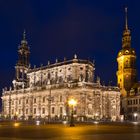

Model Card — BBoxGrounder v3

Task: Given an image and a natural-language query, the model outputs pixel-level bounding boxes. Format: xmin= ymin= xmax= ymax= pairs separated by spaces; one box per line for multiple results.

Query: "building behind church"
xmin=1 ymin=31 xmax=120 ymax=122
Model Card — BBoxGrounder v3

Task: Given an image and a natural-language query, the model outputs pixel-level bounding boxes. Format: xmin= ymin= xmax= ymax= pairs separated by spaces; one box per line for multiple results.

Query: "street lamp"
xmin=68 ymin=98 xmax=77 ymax=127
xmin=15 ymin=111 xmax=18 ymax=121
xmin=134 ymin=113 xmax=137 ymax=121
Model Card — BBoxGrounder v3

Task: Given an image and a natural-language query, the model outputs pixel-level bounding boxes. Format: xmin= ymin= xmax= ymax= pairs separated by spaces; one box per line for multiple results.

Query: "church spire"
xmin=122 ymin=7 xmax=131 ymax=48
xmin=125 ymin=7 xmax=128 ymax=30
xmin=17 ymin=30 xmax=30 ymax=67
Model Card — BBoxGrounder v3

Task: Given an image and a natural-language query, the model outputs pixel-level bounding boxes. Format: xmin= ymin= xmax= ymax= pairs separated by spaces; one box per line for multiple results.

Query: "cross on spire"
xmin=21 ymin=29 xmax=28 ymax=45
xmin=23 ymin=29 xmax=26 ymax=40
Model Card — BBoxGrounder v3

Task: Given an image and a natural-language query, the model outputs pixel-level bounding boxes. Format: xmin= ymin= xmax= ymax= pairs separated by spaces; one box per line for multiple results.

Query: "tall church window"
xmin=125 ymin=59 xmax=130 ymax=68
xmin=136 ymin=99 xmax=138 ymax=104
xmin=34 ymin=108 xmax=36 ymax=114
xmin=55 ymin=72 xmax=58 ymax=83
xmin=34 ymin=98 xmax=36 ymax=103
xmin=43 ymin=97 xmax=45 ymax=103
xmin=67 ymin=75 xmax=72 ymax=81
xmin=19 ymin=71 xmax=22 ymax=79
xmin=59 ymin=76 xmax=63 ymax=83
xmin=48 ymin=73 xmax=51 ymax=80
xmin=60 ymin=95 xmax=62 ymax=102
xmin=52 ymin=107 xmax=55 ymax=114
xmin=80 ymin=74 xmax=84 ymax=81
xmin=42 ymin=108 xmax=45 ymax=114
xmin=119 ymin=65 xmax=122 ymax=70
xmin=85 ymin=70 xmax=89 ymax=82
xmin=60 ymin=107 xmax=63 ymax=114
xmin=127 ymin=100 xmax=129 ymax=105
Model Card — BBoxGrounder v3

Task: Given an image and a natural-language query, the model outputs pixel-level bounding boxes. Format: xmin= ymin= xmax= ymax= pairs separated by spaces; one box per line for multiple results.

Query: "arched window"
xmin=34 ymin=98 xmax=36 ymax=103
xmin=60 ymin=95 xmax=62 ymax=102
xmin=52 ymin=107 xmax=55 ymax=114
xmin=48 ymin=73 xmax=51 ymax=79
xmin=43 ymin=97 xmax=45 ymax=103
xmin=42 ymin=108 xmax=45 ymax=114
xmin=34 ymin=108 xmax=36 ymax=114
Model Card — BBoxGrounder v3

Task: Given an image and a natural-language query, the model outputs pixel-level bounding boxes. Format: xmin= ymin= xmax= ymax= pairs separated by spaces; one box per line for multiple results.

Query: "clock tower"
xmin=13 ymin=30 xmax=30 ymax=89
xmin=117 ymin=8 xmax=137 ymax=97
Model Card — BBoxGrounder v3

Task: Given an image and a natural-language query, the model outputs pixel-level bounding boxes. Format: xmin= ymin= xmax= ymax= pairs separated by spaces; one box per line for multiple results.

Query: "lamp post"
xmin=68 ymin=98 xmax=77 ymax=127
xmin=134 ymin=113 xmax=137 ymax=121
xmin=15 ymin=111 xmax=18 ymax=121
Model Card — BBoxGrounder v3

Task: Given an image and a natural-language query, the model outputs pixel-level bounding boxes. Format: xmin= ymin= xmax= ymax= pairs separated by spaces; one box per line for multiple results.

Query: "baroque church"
xmin=117 ymin=8 xmax=140 ymax=121
xmin=1 ymin=33 xmax=120 ymax=121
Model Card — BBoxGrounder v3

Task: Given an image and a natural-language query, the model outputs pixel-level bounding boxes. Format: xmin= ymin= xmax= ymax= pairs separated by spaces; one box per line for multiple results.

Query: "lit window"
xmin=34 ymin=98 xmax=36 ymax=103
xmin=42 ymin=108 xmax=45 ymax=114
xmin=60 ymin=107 xmax=63 ymax=114
xmin=60 ymin=95 xmax=62 ymax=102
xmin=26 ymin=99 xmax=28 ymax=104
xmin=34 ymin=108 xmax=36 ymax=114
xmin=133 ymin=100 xmax=135 ymax=104
xmin=127 ymin=100 xmax=129 ymax=105
xmin=136 ymin=99 xmax=138 ymax=104
xmin=43 ymin=97 xmax=45 ymax=103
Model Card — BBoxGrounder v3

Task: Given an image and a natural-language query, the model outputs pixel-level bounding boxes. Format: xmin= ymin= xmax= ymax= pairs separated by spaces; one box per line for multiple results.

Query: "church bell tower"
xmin=117 ymin=8 xmax=137 ymax=97
xmin=13 ymin=31 xmax=30 ymax=89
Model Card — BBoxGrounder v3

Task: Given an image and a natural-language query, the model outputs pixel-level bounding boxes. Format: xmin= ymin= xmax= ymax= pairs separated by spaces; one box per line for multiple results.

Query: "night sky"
xmin=0 ymin=0 xmax=140 ymax=98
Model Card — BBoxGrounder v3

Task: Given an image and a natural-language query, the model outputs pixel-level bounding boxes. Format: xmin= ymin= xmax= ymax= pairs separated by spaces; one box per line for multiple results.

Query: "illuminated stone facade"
xmin=122 ymin=90 xmax=140 ymax=121
xmin=1 ymin=32 xmax=120 ymax=122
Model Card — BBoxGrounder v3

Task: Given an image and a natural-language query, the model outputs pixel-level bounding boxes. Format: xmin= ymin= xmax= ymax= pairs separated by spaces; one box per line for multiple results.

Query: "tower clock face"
xmin=125 ymin=50 xmax=129 ymax=54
